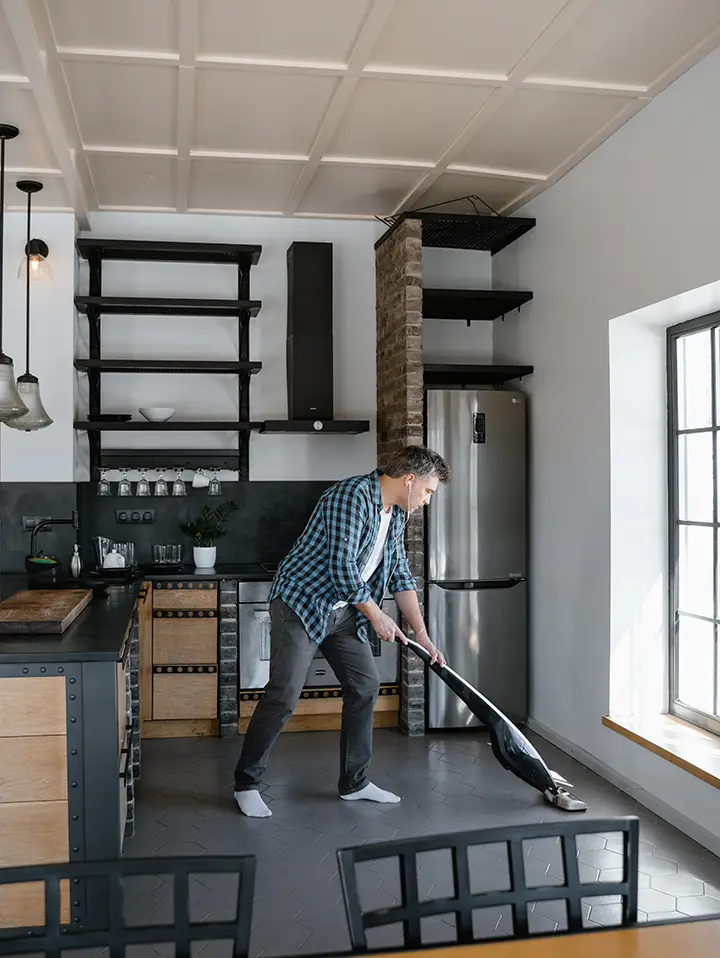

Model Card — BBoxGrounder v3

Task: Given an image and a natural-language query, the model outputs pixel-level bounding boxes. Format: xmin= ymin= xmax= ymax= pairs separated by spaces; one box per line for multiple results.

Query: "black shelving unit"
xmin=375 ymin=211 xmax=536 ymax=255
xmin=75 ymin=360 xmax=261 ymax=375
xmin=76 ymin=238 xmax=261 ymax=267
xmin=75 ymin=238 xmax=263 ymax=479
xmin=424 ymin=363 xmax=534 ymax=388
xmin=423 ymin=288 xmax=533 ymax=324
xmin=75 ymin=421 xmax=261 ymax=431
xmin=260 ymin=420 xmax=370 ymax=435
xmin=100 ymin=449 xmax=243 ymax=471
xmin=75 ymin=296 xmax=262 ymax=318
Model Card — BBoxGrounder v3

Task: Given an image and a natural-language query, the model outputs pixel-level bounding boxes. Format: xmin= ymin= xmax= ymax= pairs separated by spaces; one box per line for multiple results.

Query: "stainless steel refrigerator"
xmin=426 ymin=389 xmax=528 ymax=728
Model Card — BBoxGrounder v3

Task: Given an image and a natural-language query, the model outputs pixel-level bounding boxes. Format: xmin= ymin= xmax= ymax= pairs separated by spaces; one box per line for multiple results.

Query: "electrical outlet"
xmin=22 ymin=515 xmax=52 ymax=531
xmin=115 ymin=509 xmax=155 ymax=524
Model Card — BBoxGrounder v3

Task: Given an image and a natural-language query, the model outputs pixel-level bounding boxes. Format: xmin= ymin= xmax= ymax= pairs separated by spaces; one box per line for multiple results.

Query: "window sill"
xmin=602 ymin=713 xmax=720 ymax=791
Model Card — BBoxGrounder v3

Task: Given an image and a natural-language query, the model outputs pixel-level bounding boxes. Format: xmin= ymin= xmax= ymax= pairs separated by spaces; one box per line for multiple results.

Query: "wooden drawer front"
xmin=153 ymin=584 xmax=218 ymax=611
xmin=0 ymin=737 xmax=68 ymax=803
xmin=0 ymin=801 xmax=69 ymax=867
xmin=153 ymin=616 xmax=218 ymax=664
xmin=0 ymin=677 xmax=66 ymax=737
xmin=153 ymin=672 xmax=217 ymax=720
xmin=0 ymin=880 xmax=70 ymax=929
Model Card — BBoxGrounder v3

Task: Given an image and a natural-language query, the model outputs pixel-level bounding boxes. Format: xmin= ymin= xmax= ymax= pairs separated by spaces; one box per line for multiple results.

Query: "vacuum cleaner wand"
xmin=404 ymin=637 xmax=587 ymax=812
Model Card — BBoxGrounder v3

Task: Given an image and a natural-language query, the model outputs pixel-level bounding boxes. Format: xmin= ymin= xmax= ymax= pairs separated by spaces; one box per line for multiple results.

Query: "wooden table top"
xmin=369 ymin=918 xmax=720 ymax=957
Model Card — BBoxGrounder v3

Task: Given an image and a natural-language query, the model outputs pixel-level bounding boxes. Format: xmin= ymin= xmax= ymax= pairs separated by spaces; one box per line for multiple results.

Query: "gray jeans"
xmin=234 ymin=598 xmax=380 ymax=796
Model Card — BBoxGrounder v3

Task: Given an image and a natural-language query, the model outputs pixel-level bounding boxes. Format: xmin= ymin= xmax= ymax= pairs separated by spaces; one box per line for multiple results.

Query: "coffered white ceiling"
xmin=1 ymin=0 xmax=719 ymax=227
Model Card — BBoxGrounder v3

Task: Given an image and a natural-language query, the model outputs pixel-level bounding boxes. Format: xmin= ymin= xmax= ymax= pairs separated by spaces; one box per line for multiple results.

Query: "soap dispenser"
xmin=70 ymin=544 xmax=82 ymax=579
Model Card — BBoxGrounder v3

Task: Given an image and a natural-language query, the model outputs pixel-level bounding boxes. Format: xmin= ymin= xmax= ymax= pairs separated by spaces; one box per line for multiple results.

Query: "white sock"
xmin=234 ymin=790 xmax=272 ymax=818
xmin=340 ymin=783 xmax=401 ymax=804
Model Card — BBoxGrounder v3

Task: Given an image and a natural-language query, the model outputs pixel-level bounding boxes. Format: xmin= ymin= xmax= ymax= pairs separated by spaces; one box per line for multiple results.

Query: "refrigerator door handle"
xmin=432 ymin=577 xmax=526 ymax=591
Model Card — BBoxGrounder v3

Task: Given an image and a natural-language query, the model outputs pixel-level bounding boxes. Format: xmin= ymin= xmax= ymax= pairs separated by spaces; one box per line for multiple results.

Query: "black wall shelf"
xmin=75 ymin=296 xmax=261 ymax=318
xmin=376 ymin=211 xmax=536 ymax=255
xmin=75 ymin=421 xmax=261 ymax=432
xmin=260 ymin=420 xmax=370 ymax=435
xmin=423 ymin=288 xmax=533 ymax=324
xmin=424 ymin=363 xmax=534 ymax=388
xmin=74 ymin=359 xmax=261 ymax=375
xmin=100 ymin=449 xmax=243 ymax=470
xmin=74 ymin=238 xmax=263 ymax=479
xmin=77 ymin=238 xmax=261 ymax=268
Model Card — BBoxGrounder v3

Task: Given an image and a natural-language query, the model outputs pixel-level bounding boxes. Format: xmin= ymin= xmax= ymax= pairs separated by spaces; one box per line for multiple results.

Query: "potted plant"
xmin=180 ymin=500 xmax=238 ymax=569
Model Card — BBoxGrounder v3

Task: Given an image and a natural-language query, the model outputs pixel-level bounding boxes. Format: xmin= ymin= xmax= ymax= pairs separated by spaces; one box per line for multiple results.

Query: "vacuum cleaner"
xmin=405 ymin=637 xmax=587 ymax=812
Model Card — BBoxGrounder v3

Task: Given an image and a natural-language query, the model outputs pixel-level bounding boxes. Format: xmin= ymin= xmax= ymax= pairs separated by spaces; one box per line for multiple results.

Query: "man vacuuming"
xmin=233 ymin=445 xmax=450 ymax=818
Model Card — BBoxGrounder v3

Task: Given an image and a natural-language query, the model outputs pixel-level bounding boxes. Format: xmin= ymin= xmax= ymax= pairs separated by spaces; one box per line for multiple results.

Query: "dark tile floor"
xmin=124 ymin=729 xmax=720 ymax=956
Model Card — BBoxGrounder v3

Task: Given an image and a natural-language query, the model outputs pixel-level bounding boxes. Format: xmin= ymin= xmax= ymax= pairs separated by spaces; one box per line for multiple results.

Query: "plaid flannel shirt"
xmin=268 ymin=469 xmax=417 ymax=644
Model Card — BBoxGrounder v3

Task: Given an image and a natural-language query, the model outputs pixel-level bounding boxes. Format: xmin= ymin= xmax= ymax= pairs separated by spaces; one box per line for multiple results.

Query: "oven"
xmin=238 ymin=580 xmax=399 ymax=691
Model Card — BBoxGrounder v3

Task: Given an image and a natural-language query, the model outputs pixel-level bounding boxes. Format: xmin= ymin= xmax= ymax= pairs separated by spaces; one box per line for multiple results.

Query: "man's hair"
xmin=383 ymin=445 xmax=451 ymax=484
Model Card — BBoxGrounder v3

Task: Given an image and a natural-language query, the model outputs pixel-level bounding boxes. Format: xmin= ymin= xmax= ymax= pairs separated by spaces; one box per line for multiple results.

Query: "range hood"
xmin=260 ymin=241 xmax=369 ymax=435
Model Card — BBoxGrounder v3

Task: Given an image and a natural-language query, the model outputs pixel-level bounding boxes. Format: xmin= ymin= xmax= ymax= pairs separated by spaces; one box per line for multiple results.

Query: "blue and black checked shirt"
xmin=268 ymin=469 xmax=417 ymax=644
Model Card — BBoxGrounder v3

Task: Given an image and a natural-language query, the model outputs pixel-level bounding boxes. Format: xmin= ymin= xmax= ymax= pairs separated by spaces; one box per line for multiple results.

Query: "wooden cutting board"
xmin=0 ymin=590 xmax=93 ymax=634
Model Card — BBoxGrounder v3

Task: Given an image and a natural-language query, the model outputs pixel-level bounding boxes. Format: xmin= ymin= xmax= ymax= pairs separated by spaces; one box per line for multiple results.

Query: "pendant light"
xmin=6 ymin=180 xmax=52 ymax=431
xmin=0 ymin=124 xmax=28 ymax=423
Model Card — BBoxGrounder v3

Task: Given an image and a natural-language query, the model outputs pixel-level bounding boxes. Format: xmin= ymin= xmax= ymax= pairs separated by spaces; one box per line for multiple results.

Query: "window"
xmin=668 ymin=313 xmax=720 ymax=735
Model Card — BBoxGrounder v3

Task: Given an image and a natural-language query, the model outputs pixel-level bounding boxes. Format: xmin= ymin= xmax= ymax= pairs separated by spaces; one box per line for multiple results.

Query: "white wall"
xmin=77 ymin=212 xmax=383 ymax=482
xmin=1 ymin=213 xmax=76 ymax=482
xmin=422 ymin=248 xmax=494 ymax=363
xmin=493 ymin=45 xmax=720 ymax=850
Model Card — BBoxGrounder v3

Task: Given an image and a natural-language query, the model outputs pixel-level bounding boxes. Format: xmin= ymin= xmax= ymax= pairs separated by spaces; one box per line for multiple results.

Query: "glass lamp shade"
xmin=0 ymin=355 xmax=29 ymax=422
xmin=18 ymin=240 xmax=52 ymax=283
xmin=4 ymin=374 xmax=52 ymax=431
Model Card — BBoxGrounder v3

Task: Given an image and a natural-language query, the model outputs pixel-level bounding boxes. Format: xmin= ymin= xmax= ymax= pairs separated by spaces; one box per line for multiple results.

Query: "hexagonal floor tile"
xmin=599 ymin=867 xmax=650 ymax=888
xmin=676 ymin=896 xmax=720 ymax=918
xmin=576 ymin=848 xmax=625 ymax=870
xmin=651 ymin=873 xmax=705 ymax=897
xmin=637 ymin=853 xmax=680 ymax=876
xmin=637 ymin=887 xmax=678 ymax=914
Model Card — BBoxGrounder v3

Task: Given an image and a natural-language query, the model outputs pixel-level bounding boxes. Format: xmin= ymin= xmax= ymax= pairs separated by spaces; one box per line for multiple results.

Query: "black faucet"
xmin=29 ymin=510 xmax=79 ymax=557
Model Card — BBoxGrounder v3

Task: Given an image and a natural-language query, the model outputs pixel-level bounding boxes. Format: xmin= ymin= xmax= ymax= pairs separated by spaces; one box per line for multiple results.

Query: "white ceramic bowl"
xmin=139 ymin=406 xmax=176 ymax=422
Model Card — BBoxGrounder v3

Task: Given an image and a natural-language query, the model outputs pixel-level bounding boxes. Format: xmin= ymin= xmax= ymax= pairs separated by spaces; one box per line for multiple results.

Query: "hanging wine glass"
xmin=97 ymin=470 xmax=112 ymax=497
xmin=172 ymin=469 xmax=186 ymax=497
xmin=207 ymin=469 xmax=222 ymax=496
xmin=154 ymin=471 xmax=168 ymax=496
xmin=136 ymin=469 xmax=151 ymax=497
xmin=117 ymin=471 xmax=132 ymax=497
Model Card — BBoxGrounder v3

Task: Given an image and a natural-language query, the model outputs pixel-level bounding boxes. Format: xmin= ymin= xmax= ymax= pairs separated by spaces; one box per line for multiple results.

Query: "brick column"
xmin=375 ymin=218 xmax=426 ymax=736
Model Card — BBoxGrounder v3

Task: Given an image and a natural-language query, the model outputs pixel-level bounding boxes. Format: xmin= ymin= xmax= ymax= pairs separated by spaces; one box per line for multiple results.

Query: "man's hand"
xmin=368 ymin=608 xmax=408 ymax=645
xmin=413 ymin=629 xmax=446 ymax=668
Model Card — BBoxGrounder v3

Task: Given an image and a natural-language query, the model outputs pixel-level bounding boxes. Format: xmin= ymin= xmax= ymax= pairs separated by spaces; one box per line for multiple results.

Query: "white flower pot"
xmin=193 ymin=546 xmax=216 ymax=569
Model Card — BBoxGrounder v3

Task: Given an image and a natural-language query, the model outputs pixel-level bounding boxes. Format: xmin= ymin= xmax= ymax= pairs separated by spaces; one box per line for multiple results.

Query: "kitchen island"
xmin=0 ymin=576 xmax=144 ymax=929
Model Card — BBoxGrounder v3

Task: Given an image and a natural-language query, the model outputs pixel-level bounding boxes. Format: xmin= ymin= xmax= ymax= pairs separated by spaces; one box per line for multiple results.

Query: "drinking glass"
xmin=208 ymin=470 xmax=222 ymax=496
xmin=154 ymin=472 xmax=168 ymax=496
xmin=117 ymin=472 xmax=132 ymax=497
xmin=172 ymin=469 xmax=186 ymax=496
xmin=136 ymin=470 xmax=151 ymax=497
xmin=97 ymin=471 xmax=112 ymax=496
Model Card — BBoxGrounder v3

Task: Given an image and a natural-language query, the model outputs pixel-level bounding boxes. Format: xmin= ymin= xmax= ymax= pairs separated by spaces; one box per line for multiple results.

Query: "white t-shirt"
xmin=333 ymin=507 xmax=393 ymax=610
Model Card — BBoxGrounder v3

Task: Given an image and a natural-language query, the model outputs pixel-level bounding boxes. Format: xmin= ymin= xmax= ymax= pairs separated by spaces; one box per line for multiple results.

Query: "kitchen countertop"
xmin=141 ymin=562 xmax=276 ymax=582
xmin=0 ymin=575 xmax=142 ymax=664
xmin=0 ymin=564 xmax=275 ymax=664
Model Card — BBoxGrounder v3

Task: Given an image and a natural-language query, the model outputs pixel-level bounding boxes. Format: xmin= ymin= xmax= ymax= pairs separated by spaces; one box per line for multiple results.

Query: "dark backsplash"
xmin=0 ymin=482 xmax=79 ymax=574
xmin=77 ymin=480 xmax=332 ymax=570
xmin=0 ymin=480 xmax=332 ymax=575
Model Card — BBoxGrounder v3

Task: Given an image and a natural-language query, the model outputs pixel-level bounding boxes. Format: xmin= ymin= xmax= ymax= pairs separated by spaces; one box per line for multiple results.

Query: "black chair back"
xmin=0 ymin=855 xmax=256 ymax=958
xmin=337 ymin=816 xmax=639 ymax=949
